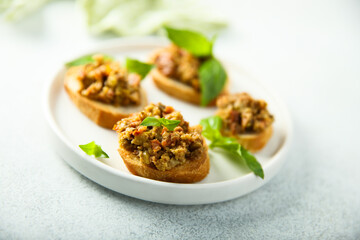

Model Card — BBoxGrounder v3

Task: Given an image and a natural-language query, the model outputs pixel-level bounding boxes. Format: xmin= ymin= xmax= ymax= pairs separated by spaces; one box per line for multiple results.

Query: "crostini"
xmin=113 ymin=103 xmax=210 ymax=183
xmin=150 ymin=45 xmax=227 ymax=106
xmin=64 ymin=54 xmax=148 ymax=129
xmin=149 ymin=27 xmax=228 ymax=106
xmin=216 ymin=93 xmax=274 ymax=152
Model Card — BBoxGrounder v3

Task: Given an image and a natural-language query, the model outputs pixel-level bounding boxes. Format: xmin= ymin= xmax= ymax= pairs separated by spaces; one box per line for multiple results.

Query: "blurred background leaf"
xmin=1 ymin=0 xmax=227 ymax=35
xmin=0 ymin=0 xmax=50 ymax=21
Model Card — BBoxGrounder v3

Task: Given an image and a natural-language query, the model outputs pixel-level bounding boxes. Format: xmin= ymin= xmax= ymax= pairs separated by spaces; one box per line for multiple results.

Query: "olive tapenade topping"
xmin=114 ymin=103 xmax=205 ymax=171
xmin=152 ymin=45 xmax=202 ymax=91
xmin=216 ymin=93 xmax=274 ymax=134
xmin=77 ymin=54 xmax=141 ymax=106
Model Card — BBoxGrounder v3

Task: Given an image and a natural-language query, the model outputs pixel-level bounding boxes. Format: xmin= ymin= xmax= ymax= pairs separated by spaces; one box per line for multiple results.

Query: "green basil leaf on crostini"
xmin=125 ymin=58 xmax=154 ymax=79
xmin=158 ymin=118 xmax=181 ymax=131
xmin=65 ymin=54 xmax=113 ymax=68
xmin=200 ymin=116 xmax=264 ymax=179
xmin=199 ymin=58 xmax=227 ymax=106
xmin=140 ymin=117 xmax=181 ymax=131
xmin=139 ymin=117 xmax=162 ymax=128
xmin=79 ymin=141 xmax=109 ymax=158
xmin=164 ymin=27 xmax=213 ymax=57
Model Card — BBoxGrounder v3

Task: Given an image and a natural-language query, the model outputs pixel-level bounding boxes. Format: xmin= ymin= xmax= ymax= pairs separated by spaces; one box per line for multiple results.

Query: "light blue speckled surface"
xmin=1 ymin=0 xmax=359 ymax=239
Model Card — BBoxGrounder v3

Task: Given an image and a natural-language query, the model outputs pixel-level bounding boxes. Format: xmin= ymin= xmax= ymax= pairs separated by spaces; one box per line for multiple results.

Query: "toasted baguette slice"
xmin=151 ymin=68 xmax=228 ymax=106
xmin=222 ymin=126 xmax=273 ymax=153
xmin=64 ymin=66 xmax=148 ymax=129
xmin=118 ymin=138 xmax=210 ymax=183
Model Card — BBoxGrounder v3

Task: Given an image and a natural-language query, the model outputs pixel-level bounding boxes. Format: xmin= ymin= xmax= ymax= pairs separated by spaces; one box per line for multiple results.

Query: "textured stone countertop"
xmin=1 ymin=0 xmax=359 ymax=239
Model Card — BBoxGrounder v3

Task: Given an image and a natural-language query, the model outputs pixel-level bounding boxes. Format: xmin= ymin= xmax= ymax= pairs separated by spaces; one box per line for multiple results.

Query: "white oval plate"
xmin=44 ymin=37 xmax=292 ymax=205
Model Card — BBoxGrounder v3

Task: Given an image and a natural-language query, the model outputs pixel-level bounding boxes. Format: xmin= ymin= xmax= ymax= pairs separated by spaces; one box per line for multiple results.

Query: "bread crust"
xmin=64 ymin=66 xmax=148 ymax=129
xmin=118 ymin=138 xmax=210 ymax=183
xmin=151 ymin=68 xmax=228 ymax=106
xmin=222 ymin=126 xmax=273 ymax=153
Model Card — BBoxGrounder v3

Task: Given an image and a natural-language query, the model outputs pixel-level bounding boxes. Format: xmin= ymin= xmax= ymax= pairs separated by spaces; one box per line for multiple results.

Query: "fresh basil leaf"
xmin=158 ymin=118 xmax=181 ymax=131
xmin=79 ymin=141 xmax=109 ymax=158
xmin=126 ymin=58 xmax=154 ymax=79
xmin=164 ymin=27 xmax=213 ymax=57
xmin=199 ymin=58 xmax=227 ymax=106
xmin=239 ymin=146 xmax=264 ymax=179
xmin=200 ymin=116 xmax=223 ymax=141
xmin=212 ymin=139 xmax=264 ymax=179
xmin=139 ymin=117 xmax=162 ymax=127
xmin=210 ymin=137 xmax=239 ymax=151
xmin=65 ymin=54 xmax=113 ymax=68
xmin=200 ymin=116 xmax=264 ymax=179
xmin=140 ymin=117 xmax=181 ymax=131
xmin=207 ymin=115 xmax=222 ymax=131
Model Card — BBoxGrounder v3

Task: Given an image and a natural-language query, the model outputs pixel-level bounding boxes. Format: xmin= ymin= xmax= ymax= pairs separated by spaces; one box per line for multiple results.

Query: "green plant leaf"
xmin=79 ymin=141 xmax=109 ymax=158
xmin=65 ymin=54 xmax=113 ymax=68
xmin=239 ymin=146 xmax=264 ymax=179
xmin=140 ymin=117 xmax=181 ymax=131
xmin=200 ymin=116 xmax=264 ymax=179
xmin=158 ymin=118 xmax=181 ymax=131
xmin=210 ymin=137 xmax=239 ymax=152
xmin=139 ymin=117 xmax=162 ymax=128
xmin=199 ymin=58 xmax=227 ymax=106
xmin=125 ymin=58 xmax=154 ymax=79
xmin=164 ymin=27 xmax=212 ymax=57
xmin=200 ymin=116 xmax=223 ymax=141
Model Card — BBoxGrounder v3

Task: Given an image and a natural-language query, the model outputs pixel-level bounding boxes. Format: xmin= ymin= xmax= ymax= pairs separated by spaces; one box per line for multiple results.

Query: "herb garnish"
xmin=65 ymin=54 xmax=113 ymax=68
xmin=164 ymin=27 xmax=227 ymax=106
xmin=125 ymin=58 xmax=154 ymax=79
xmin=200 ymin=116 xmax=264 ymax=179
xmin=79 ymin=141 xmax=109 ymax=158
xmin=199 ymin=58 xmax=227 ymax=106
xmin=65 ymin=56 xmax=153 ymax=79
xmin=140 ymin=117 xmax=181 ymax=131
xmin=164 ymin=27 xmax=213 ymax=57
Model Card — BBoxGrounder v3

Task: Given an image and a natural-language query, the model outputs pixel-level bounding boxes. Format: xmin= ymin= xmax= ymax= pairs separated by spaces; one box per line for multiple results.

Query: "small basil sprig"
xmin=140 ymin=117 xmax=181 ymax=131
xmin=126 ymin=58 xmax=154 ymax=79
xmin=200 ymin=116 xmax=264 ymax=179
xmin=65 ymin=54 xmax=113 ymax=68
xmin=164 ymin=27 xmax=227 ymax=106
xmin=79 ymin=141 xmax=109 ymax=158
